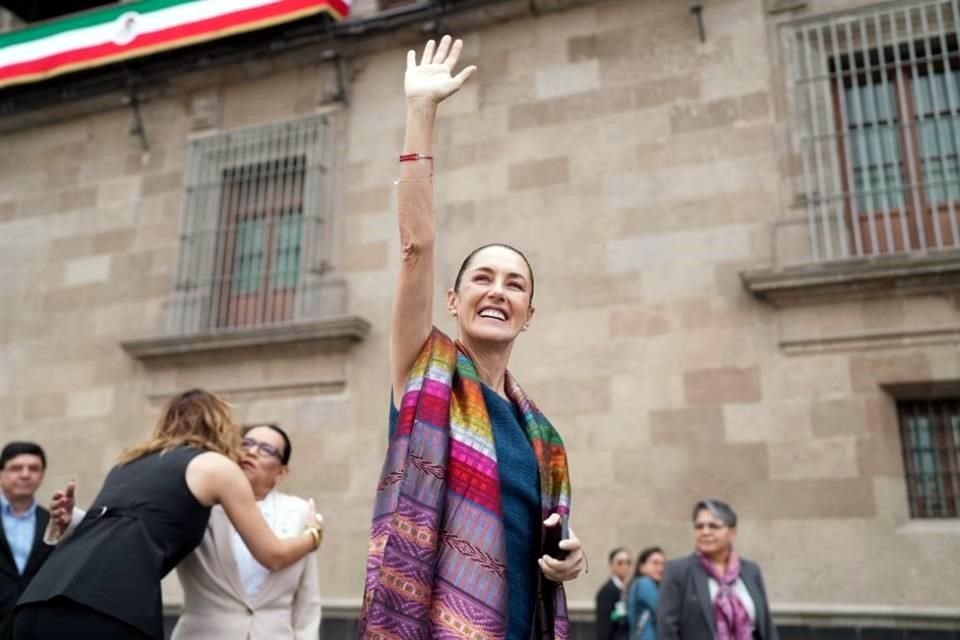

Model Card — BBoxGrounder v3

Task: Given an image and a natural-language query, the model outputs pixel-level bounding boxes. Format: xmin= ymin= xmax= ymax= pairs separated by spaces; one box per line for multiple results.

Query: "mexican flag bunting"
xmin=0 ymin=0 xmax=351 ymax=89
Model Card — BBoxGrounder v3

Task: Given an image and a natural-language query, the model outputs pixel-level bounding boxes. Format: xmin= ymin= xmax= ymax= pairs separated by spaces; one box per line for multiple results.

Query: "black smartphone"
xmin=543 ymin=514 xmax=569 ymax=561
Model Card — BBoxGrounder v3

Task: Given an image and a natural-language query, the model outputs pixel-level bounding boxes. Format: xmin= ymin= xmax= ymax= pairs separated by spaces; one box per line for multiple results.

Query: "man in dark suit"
xmin=596 ymin=547 xmax=631 ymax=640
xmin=0 ymin=442 xmax=53 ymax=640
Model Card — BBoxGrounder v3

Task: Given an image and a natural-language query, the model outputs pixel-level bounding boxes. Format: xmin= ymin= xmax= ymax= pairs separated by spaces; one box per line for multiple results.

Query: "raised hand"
xmin=49 ymin=479 xmax=76 ymax=533
xmin=405 ymin=35 xmax=477 ymax=104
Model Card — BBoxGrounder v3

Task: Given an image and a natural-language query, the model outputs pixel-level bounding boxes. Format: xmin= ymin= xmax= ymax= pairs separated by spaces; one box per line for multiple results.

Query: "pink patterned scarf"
xmin=359 ymin=329 xmax=571 ymax=639
xmin=696 ymin=550 xmax=752 ymax=640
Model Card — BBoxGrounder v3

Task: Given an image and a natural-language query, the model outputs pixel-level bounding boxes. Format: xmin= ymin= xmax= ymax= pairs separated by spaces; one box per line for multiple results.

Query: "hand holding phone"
xmin=542 ymin=513 xmax=569 ymax=560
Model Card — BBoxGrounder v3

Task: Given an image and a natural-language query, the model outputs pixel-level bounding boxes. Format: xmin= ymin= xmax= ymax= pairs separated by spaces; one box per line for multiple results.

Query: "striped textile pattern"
xmin=359 ymin=328 xmax=572 ymax=639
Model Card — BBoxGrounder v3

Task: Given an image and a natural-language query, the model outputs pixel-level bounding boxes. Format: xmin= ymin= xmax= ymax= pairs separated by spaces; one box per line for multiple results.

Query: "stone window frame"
xmin=169 ymin=115 xmax=332 ymax=336
xmin=742 ymin=1 xmax=960 ymax=307
xmin=122 ymin=114 xmax=369 ymax=361
xmin=787 ymin=0 xmax=960 ymax=262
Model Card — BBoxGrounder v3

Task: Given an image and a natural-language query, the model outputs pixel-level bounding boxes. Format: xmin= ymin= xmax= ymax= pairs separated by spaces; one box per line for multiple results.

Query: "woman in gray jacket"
xmin=656 ymin=500 xmax=779 ymax=640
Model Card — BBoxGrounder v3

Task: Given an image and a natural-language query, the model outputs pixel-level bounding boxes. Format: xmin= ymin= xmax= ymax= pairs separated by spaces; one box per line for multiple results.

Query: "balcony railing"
xmin=789 ymin=0 xmax=960 ymax=263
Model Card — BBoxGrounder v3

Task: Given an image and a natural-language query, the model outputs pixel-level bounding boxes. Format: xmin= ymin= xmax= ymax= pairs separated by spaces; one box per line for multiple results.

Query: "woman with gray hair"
xmin=656 ymin=499 xmax=779 ymax=640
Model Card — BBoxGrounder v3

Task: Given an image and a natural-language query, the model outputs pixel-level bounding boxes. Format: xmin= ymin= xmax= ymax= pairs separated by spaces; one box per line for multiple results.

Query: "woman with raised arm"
xmin=359 ymin=36 xmax=584 ymax=640
xmin=14 ymin=389 xmax=322 ymax=640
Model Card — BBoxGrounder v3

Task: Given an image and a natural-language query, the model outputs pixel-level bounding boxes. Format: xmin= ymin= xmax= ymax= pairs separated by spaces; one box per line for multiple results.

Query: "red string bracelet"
xmin=399 ymin=152 xmax=434 ymax=175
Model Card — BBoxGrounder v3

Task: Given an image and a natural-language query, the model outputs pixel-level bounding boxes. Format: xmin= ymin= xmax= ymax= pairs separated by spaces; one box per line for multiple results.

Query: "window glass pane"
xmin=952 ymin=415 xmax=960 ymax=456
xmin=919 ymin=414 xmax=941 ymax=516
xmin=272 ymin=213 xmax=303 ymax=289
xmin=846 ymin=83 xmax=905 ymax=212
xmin=912 ymin=71 xmax=960 ymax=205
xmin=233 ymin=219 xmax=265 ymax=295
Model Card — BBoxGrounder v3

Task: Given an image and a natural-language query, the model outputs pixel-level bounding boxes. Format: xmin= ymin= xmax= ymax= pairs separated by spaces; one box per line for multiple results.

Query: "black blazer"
xmin=596 ymin=578 xmax=626 ymax=640
xmin=656 ymin=554 xmax=779 ymax=640
xmin=0 ymin=506 xmax=53 ymax=640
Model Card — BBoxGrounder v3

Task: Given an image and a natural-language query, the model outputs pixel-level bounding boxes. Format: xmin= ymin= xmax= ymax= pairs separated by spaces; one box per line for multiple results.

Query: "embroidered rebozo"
xmin=359 ymin=328 xmax=572 ymax=639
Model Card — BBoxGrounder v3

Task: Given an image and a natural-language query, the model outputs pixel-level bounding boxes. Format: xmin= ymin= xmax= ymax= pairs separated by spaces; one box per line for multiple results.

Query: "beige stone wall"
xmin=1 ymin=0 xmax=959 ymax=620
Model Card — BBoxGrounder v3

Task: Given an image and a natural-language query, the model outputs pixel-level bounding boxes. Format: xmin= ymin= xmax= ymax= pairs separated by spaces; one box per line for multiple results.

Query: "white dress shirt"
xmin=231 ymin=490 xmax=277 ymax=602
xmin=708 ymin=577 xmax=757 ymax=624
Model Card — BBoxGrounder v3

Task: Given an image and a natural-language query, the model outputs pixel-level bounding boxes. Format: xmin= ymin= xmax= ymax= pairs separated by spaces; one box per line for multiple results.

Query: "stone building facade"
xmin=0 ymin=0 xmax=958 ymax=637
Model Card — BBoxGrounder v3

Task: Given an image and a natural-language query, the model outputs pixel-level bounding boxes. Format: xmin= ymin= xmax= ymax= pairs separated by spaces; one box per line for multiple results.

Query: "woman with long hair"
xmin=358 ymin=35 xmax=585 ymax=640
xmin=15 ymin=389 xmax=322 ymax=640
xmin=625 ymin=546 xmax=665 ymax=640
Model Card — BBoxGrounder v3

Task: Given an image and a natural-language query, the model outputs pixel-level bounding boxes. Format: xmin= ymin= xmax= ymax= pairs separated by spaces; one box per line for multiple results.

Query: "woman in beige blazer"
xmin=172 ymin=492 xmax=320 ymax=640
xmin=172 ymin=425 xmax=321 ymax=640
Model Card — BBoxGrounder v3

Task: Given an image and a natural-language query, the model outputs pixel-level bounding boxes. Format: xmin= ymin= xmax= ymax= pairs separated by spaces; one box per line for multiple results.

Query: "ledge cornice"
xmin=740 ymin=251 xmax=960 ymax=307
xmin=121 ymin=315 xmax=371 ymax=361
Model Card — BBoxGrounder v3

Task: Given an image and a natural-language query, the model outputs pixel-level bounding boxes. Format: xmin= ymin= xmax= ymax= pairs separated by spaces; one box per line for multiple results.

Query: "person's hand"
xmin=538 ymin=513 xmax=585 ymax=583
xmin=305 ymin=498 xmax=323 ymax=549
xmin=405 ymin=35 xmax=477 ymax=104
xmin=306 ymin=498 xmax=324 ymax=530
xmin=49 ymin=480 xmax=76 ymax=533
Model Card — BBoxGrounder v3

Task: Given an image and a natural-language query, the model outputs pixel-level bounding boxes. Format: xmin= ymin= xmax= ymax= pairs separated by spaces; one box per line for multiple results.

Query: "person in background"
xmin=657 ymin=499 xmax=779 ymax=640
xmin=0 ymin=443 xmax=53 ymax=640
xmin=596 ymin=547 xmax=631 ymax=640
xmin=626 ymin=546 xmax=665 ymax=640
xmin=47 ymin=423 xmax=322 ymax=640
xmin=15 ymin=389 xmax=321 ymax=640
xmin=172 ymin=424 xmax=321 ymax=640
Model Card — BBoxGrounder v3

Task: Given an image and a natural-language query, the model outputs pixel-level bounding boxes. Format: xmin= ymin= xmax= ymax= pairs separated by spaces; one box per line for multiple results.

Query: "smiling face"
xmin=447 ymin=245 xmax=535 ymax=345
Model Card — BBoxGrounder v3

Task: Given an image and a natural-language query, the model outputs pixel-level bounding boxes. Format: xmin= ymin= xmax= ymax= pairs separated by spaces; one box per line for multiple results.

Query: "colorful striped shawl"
xmin=359 ymin=328 xmax=572 ymax=639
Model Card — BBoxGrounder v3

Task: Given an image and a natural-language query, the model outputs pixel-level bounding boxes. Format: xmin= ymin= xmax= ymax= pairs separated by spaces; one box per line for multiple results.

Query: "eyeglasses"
xmin=241 ymin=437 xmax=284 ymax=461
xmin=693 ymin=522 xmax=728 ymax=531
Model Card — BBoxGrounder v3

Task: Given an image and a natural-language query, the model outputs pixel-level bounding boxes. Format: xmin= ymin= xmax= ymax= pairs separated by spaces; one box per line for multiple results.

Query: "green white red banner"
xmin=0 ymin=0 xmax=350 ymax=89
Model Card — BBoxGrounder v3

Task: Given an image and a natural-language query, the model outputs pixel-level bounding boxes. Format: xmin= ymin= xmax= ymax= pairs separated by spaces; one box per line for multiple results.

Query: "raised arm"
xmin=389 ymin=35 xmax=476 ymax=402
xmin=186 ymin=452 xmax=320 ymax=571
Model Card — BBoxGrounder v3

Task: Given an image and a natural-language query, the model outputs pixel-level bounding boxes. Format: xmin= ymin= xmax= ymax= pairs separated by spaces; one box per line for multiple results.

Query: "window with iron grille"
xmin=898 ymin=398 xmax=960 ymax=518
xmin=168 ymin=116 xmax=331 ymax=336
xmin=789 ymin=0 xmax=960 ymax=262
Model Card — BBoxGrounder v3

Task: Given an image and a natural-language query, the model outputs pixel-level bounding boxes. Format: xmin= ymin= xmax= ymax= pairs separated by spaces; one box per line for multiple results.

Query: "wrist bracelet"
xmin=306 ymin=526 xmax=322 ymax=549
xmin=399 ymin=153 xmax=433 ymax=162
xmin=399 ymin=152 xmax=434 ymax=176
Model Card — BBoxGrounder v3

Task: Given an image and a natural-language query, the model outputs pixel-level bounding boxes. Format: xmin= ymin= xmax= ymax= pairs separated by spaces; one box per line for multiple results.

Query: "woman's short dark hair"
xmin=692 ymin=498 xmax=737 ymax=528
xmin=0 ymin=442 xmax=46 ymax=470
xmin=243 ymin=423 xmax=292 ymax=466
xmin=634 ymin=546 xmax=664 ymax=577
xmin=453 ymin=243 xmax=535 ymax=302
